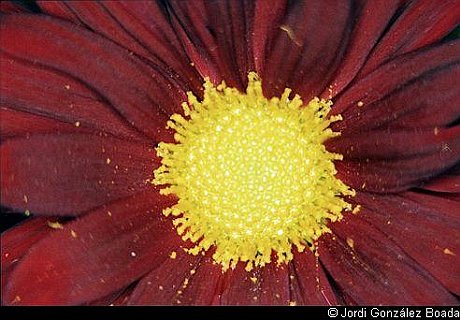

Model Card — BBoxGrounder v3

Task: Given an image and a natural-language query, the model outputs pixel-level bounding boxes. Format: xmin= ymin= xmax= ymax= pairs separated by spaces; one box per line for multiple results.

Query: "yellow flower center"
xmin=153 ymin=73 xmax=355 ymax=271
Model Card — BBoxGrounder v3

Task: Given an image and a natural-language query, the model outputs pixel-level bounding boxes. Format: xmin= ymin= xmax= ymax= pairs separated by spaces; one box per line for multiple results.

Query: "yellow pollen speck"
xmin=70 ymin=230 xmax=77 ymax=238
xmin=64 ymin=84 xmax=70 ymax=90
xmin=12 ymin=295 xmax=21 ymax=304
xmin=24 ymin=210 xmax=30 ymax=216
xmin=74 ymin=121 xmax=81 ymax=127
xmin=47 ymin=221 xmax=63 ymax=229
xmin=107 ymin=211 xmax=112 ymax=217
xmin=250 ymin=277 xmax=258 ymax=284
xmin=106 ymin=158 xmax=111 ymax=164
xmin=346 ymin=237 xmax=355 ymax=249
xmin=153 ymin=72 xmax=355 ymax=271
xmin=443 ymin=248 xmax=455 ymax=256
xmin=352 ymin=205 xmax=361 ymax=214
xmin=289 ymin=301 xmax=297 ymax=306
xmin=182 ymin=278 xmax=189 ymax=288
xmin=170 ymin=251 xmax=177 ymax=259
xmin=357 ymin=101 xmax=364 ymax=107
xmin=159 ymin=285 xmax=164 ymax=290
xmin=190 ymin=269 xmax=196 ymax=275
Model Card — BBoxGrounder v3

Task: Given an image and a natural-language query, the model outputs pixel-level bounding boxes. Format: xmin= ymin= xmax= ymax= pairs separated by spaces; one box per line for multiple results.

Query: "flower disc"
xmin=154 ymin=73 xmax=355 ymax=270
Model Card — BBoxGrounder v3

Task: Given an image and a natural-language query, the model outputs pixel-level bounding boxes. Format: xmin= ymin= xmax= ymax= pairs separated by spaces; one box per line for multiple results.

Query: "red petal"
xmin=1 ymin=14 xmax=181 ymax=141
xmin=336 ymin=150 xmax=459 ymax=193
xmin=260 ymin=1 xmax=351 ymax=99
xmin=323 ymin=0 xmax=403 ymax=97
xmin=289 ymin=250 xmax=338 ymax=305
xmin=2 ymin=189 xmax=180 ymax=305
xmin=37 ymin=1 xmax=80 ymax=22
xmin=0 ymin=1 xmax=33 ymax=13
xmin=0 ymin=107 xmax=81 ymax=139
xmin=333 ymin=66 xmax=460 ymax=135
xmin=442 ymin=193 xmax=460 ymax=202
xmin=423 ymin=165 xmax=460 ymax=193
xmin=38 ymin=1 xmax=203 ymax=104
xmin=252 ymin=0 xmax=287 ymax=74
xmin=219 ymin=260 xmax=290 ymax=305
xmin=167 ymin=0 xmax=255 ymax=90
xmin=331 ymin=41 xmax=460 ymax=193
xmin=359 ymin=0 xmax=460 ymax=77
xmin=354 ymin=191 xmax=460 ymax=294
xmin=0 ymin=54 xmax=143 ymax=140
xmin=329 ymin=127 xmax=460 ymax=160
xmin=319 ymin=211 xmax=458 ymax=305
xmin=86 ymin=284 xmax=135 ymax=306
xmin=1 ymin=133 xmax=157 ymax=216
xmin=1 ymin=217 xmax=55 ymax=294
xmin=332 ymin=40 xmax=460 ymax=121
xmin=128 ymin=249 xmax=222 ymax=305
xmin=330 ymin=126 xmax=460 ymax=192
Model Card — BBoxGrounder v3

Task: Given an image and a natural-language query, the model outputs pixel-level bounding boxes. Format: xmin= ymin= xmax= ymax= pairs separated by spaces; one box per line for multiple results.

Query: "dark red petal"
xmin=330 ymin=41 xmax=460 ymax=193
xmin=38 ymin=1 xmax=203 ymax=103
xmin=323 ymin=0 xmax=403 ymax=97
xmin=289 ymin=250 xmax=338 ymax=305
xmin=331 ymin=126 xmax=459 ymax=192
xmin=358 ymin=0 xmax=460 ymax=77
xmin=0 ymin=107 xmax=80 ymax=139
xmin=333 ymin=65 xmax=460 ymax=135
xmin=128 ymin=249 xmax=222 ymax=305
xmin=0 ymin=54 xmax=143 ymax=140
xmin=442 ymin=193 xmax=460 ymax=202
xmin=0 ymin=1 xmax=32 ymax=13
xmin=319 ymin=211 xmax=458 ymax=305
xmin=167 ymin=0 xmax=254 ymax=90
xmin=260 ymin=1 xmax=351 ymax=100
xmin=219 ymin=259 xmax=290 ymax=305
xmin=109 ymin=286 xmax=136 ymax=306
xmin=335 ymin=147 xmax=459 ymax=193
xmin=37 ymin=1 xmax=81 ymax=22
xmin=86 ymin=284 xmax=135 ymax=306
xmin=2 ymin=189 xmax=180 ymax=305
xmin=423 ymin=165 xmax=460 ymax=193
xmin=354 ymin=191 xmax=460 ymax=294
xmin=0 ymin=14 xmax=181 ymax=141
xmin=1 ymin=133 xmax=157 ymax=216
xmin=329 ymin=127 xmax=460 ymax=161
xmin=404 ymin=191 xmax=459 ymax=223
xmin=332 ymin=40 xmax=460 ymax=121
xmin=252 ymin=0 xmax=287 ymax=74
xmin=1 ymin=217 xmax=55 ymax=294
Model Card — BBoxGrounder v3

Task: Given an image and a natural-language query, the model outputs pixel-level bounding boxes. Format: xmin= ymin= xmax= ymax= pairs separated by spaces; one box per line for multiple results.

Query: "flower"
xmin=1 ymin=0 xmax=459 ymax=306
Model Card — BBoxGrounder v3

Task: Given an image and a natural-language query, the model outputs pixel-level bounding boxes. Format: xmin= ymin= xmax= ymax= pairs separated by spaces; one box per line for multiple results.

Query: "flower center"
xmin=153 ymin=73 xmax=355 ymax=271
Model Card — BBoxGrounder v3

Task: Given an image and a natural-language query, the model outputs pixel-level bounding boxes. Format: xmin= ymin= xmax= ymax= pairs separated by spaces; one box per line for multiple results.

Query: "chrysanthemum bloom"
xmin=1 ymin=0 xmax=459 ymax=306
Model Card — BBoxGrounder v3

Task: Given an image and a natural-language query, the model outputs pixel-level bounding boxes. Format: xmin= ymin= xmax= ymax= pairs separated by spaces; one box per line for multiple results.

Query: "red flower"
xmin=1 ymin=0 xmax=459 ymax=306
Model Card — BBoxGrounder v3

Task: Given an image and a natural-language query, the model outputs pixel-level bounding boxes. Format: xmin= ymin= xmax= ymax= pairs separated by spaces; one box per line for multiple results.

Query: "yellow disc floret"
xmin=153 ymin=73 xmax=355 ymax=271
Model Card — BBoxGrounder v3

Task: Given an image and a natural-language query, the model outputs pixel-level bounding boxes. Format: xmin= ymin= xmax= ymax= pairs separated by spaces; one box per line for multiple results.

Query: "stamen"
xmin=154 ymin=72 xmax=355 ymax=271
